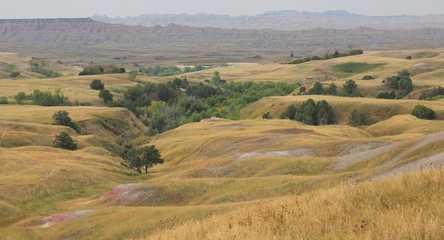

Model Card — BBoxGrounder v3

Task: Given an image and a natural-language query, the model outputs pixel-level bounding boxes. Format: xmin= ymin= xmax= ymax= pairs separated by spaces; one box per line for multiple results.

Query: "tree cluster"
xmin=304 ymin=80 xmax=361 ymax=97
xmin=29 ymin=60 xmax=63 ymax=78
xmin=14 ymin=89 xmax=70 ymax=106
xmin=111 ymin=75 xmax=299 ymax=135
xmin=121 ymin=145 xmax=164 ymax=174
xmin=79 ymin=66 xmax=125 ymax=76
xmin=419 ymin=86 xmax=444 ymax=101
xmin=286 ymin=50 xmax=363 ymax=64
xmin=349 ymin=109 xmax=369 ymax=126
xmin=281 ymin=99 xmax=335 ymax=126
xmin=381 ymin=70 xmax=413 ymax=98
xmin=138 ymin=65 xmax=206 ymax=77
xmin=411 ymin=105 xmax=437 ymax=120
xmin=90 ymin=79 xmax=105 ymax=90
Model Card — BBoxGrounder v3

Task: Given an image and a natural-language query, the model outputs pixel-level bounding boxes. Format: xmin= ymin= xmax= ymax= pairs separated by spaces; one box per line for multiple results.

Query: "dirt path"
xmin=375 ymin=152 xmax=444 ymax=179
xmin=332 ymin=144 xmax=397 ymax=170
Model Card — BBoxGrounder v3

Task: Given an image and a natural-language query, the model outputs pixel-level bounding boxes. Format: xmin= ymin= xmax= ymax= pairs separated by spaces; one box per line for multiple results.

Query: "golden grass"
xmin=146 ymin=168 xmax=444 ymax=240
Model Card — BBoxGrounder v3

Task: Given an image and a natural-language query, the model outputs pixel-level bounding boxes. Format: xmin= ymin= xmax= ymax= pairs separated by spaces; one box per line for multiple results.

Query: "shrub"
xmin=0 ymin=96 xmax=8 ymax=104
xmin=90 ymin=79 xmax=105 ymax=90
xmin=53 ymin=131 xmax=77 ymax=150
xmin=362 ymin=75 xmax=374 ymax=80
xmin=376 ymin=91 xmax=396 ymax=99
xmin=411 ymin=105 xmax=437 ymax=120
xmin=349 ymin=109 xmax=368 ymax=126
xmin=406 ymin=56 xmax=412 ymax=60
xmin=52 ymin=111 xmax=79 ymax=132
xmin=9 ymin=71 xmax=20 ymax=79
xmin=99 ymin=89 xmax=113 ymax=103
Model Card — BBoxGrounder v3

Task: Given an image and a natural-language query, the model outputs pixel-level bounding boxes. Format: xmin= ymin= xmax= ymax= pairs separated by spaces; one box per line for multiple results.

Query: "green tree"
xmin=327 ymin=83 xmax=337 ymax=95
xmin=9 ymin=71 xmax=20 ymax=79
xmin=411 ymin=105 xmax=436 ymax=120
xmin=212 ymin=71 xmax=221 ymax=82
xmin=342 ymin=80 xmax=361 ymax=97
xmin=398 ymin=76 xmax=414 ymax=96
xmin=121 ymin=145 xmax=164 ymax=174
xmin=349 ymin=109 xmax=368 ymax=126
xmin=299 ymin=86 xmax=306 ymax=94
xmin=53 ymin=131 xmax=77 ymax=150
xmin=129 ymin=72 xmax=137 ymax=81
xmin=90 ymin=79 xmax=105 ymax=90
xmin=99 ymin=89 xmax=113 ymax=103
xmin=14 ymin=92 xmax=27 ymax=104
xmin=0 ymin=96 xmax=8 ymax=104
xmin=308 ymin=81 xmax=323 ymax=95
xmin=52 ymin=111 xmax=79 ymax=132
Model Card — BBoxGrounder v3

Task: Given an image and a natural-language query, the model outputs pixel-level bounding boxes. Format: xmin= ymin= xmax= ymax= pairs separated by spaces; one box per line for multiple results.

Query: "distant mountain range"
xmin=1 ymin=18 xmax=444 ymax=59
xmin=92 ymin=10 xmax=444 ymax=30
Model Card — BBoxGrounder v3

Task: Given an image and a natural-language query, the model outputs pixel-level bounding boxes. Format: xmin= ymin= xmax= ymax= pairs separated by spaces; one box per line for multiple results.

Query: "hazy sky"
xmin=1 ymin=0 xmax=444 ymax=18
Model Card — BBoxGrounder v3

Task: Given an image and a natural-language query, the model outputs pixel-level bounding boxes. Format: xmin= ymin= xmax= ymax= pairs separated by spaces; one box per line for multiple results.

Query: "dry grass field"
xmin=0 ymin=49 xmax=444 ymax=239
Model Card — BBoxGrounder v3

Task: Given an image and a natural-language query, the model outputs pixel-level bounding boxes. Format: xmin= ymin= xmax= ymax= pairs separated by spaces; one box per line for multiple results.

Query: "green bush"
xmin=53 ymin=131 xmax=77 ymax=150
xmin=52 ymin=111 xmax=79 ymax=132
xmin=411 ymin=105 xmax=437 ymax=120
xmin=0 ymin=96 xmax=8 ymax=104
xmin=349 ymin=109 xmax=368 ymax=126
xmin=99 ymin=89 xmax=113 ymax=103
xmin=90 ymin=79 xmax=105 ymax=90
xmin=362 ymin=75 xmax=374 ymax=80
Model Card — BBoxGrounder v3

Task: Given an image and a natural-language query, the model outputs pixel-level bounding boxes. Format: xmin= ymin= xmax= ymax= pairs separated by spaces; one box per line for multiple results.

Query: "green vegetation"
xmin=99 ymin=89 xmax=113 ymax=103
xmin=28 ymin=60 xmax=63 ymax=78
xmin=376 ymin=91 xmax=397 ymax=99
xmin=382 ymin=70 xmax=413 ymax=98
xmin=13 ymin=89 xmax=70 ymax=106
xmin=52 ymin=111 xmax=79 ymax=132
xmin=90 ymin=79 xmax=105 ymax=90
xmin=362 ymin=75 xmax=374 ymax=80
xmin=406 ymin=56 xmax=412 ymax=60
xmin=111 ymin=76 xmax=299 ymax=135
xmin=342 ymin=80 xmax=362 ymax=97
xmin=138 ymin=65 xmax=207 ymax=77
xmin=121 ymin=145 xmax=164 ymax=174
xmin=349 ymin=109 xmax=369 ymax=126
xmin=79 ymin=66 xmax=125 ymax=75
xmin=53 ymin=131 xmax=77 ymax=150
xmin=415 ymin=51 xmax=439 ymax=59
xmin=9 ymin=71 xmax=20 ymax=79
xmin=419 ymin=86 xmax=444 ymax=100
xmin=333 ymin=62 xmax=385 ymax=75
xmin=304 ymin=80 xmax=361 ymax=97
xmin=281 ymin=99 xmax=334 ymax=125
xmin=286 ymin=50 xmax=364 ymax=64
xmin=0 ymin=96 xmax=8 ymax=104
xmin=411 ymin=105 xmax=437 ymax=120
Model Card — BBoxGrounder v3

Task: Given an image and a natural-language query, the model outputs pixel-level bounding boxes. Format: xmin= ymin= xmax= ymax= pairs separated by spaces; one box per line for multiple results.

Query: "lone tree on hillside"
xmin=121 ymin=145 xmax=164 ymax=174
xmin=342 ymin=80 xmax=362 ymax=97
xmin=52 ymin=110 xmax=79 ymax=132
xmin=99 ymin=89 xmax=113 ymax=103
xmin=54 ymin=131 xmax=77 ymax=150
xmin=9 ymin=71 xmax=20 ymax=79
xmin=90 ymin=79 xmax=105 ymax=90
xmin=411 ymin=105 xmax=436 ymax=120
xmin=349 ymin=109 xmax=369 ymax=126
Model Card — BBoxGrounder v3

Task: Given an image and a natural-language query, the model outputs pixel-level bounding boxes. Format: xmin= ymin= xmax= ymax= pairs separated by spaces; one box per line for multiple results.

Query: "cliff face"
xmin=1 ymin=18 xmax=444 ymax=52
xmin=92 ymin=11 xmax=444 ymax=31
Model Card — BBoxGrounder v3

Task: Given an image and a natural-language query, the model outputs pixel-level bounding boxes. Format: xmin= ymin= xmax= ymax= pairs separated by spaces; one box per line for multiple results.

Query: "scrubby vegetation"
xmin=52 ymin=111 xmax=79 ymax=132
xmin=79 ymin=66 xmax=125 ymax=75
xmin=286 ymin=50 xmax=363 ymax=64
xmin=28 ymin=60 xmax=63 ymax=78
xmin=304 ymin=80 xmax=361 ymax=97
xmin=138 ymin=65 xmax=207 ymax=77
xmin=280 ymin=99 xmax=335 ymax=125
xmin=333 ymin=62 xmax=385 ymax=75
xmin=110 ymin=76 xmax=299 ymax=135
xmin=99 ymin=89 xmax=113 ymax=103
xmin=13 ymin=89 xmax=70 ymax=106
xmin=53 ymin=131 xmax=77 ymax=150
xmin=411 ymin=105 xmax=437 ymax=120
xmin=90 ymin=79 xmax=105 ymax=90
xmin=380 ymin=70 xmax=414 ymax=98
xmin=419 ymin=86 xmax=444 ymax=101
xmin=349 ymin=109 xmax=369 ymax=126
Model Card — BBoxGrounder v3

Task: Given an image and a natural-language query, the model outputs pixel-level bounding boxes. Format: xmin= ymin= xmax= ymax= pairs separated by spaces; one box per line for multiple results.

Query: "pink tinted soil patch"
xmin=38 ymin=210 xmax=95 ymax=228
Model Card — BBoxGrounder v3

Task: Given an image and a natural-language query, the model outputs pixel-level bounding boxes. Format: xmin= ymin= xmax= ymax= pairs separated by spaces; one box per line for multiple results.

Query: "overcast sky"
xmin=1 ymin=0 xmax=444 ymax=19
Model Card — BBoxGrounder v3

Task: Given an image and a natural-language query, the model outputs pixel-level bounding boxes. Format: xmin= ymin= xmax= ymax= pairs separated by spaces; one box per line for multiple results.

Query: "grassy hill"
xmin=0 ymin=48 xmax=444 ymax=239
